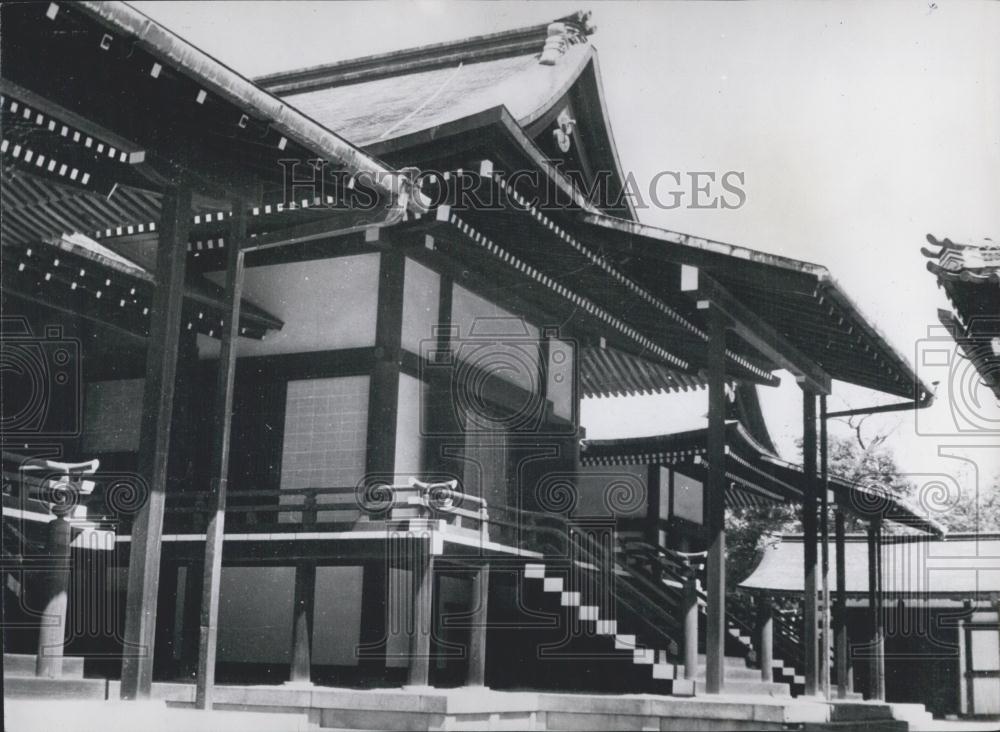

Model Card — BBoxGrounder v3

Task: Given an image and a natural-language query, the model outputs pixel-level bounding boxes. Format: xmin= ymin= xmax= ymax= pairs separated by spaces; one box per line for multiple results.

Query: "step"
xmin=4 ymin=653 xmax=85 ymax=678
xmin=559 ymin=591 xmax=581 ymax=607
xmin=695 ymin=665 xmax=769 ymax=682
xmin=692 ymin=678 xmax=792 ymax=697
xmin=696 ymin=654 xmax=752 ymax=670
xmin=595 ymin=619 xmax=617 ymax=635
xmin=633 ymin=648 xmax=655 ymax=665
xmin=4 ymin=676 xmax=108 ymax=700
xmin=4 ymin=699 xmax=313 ymax=732
xmin=542 ymin=576 xmax=563 ymax=593
xmin=652 ymin=663 xmax=678 ymax=680
xmin=524 ymin=563 xmax=546 ymax=579
xmin=613 ymin=634 xmax=636 ymax=649
xmin=828 ymin=701 xmax=896 ymax=722
xmin=803 ymin=722 xmax=907 ymax=731
xmin=886 ymin=702 xmax=934 ymax=724
xmin=578 ymin=605 xmax=599 ymax=621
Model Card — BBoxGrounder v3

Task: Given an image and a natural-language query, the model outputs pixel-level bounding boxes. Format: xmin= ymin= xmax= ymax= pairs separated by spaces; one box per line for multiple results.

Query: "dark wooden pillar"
xmin=366 ymin=248 xmax=405 ymax=480
xmin=357 ymin=559 xmax=388 ymax=677
xmin=35 ymin=512 xmax=71 ymax=678
xmin=757 ymin=595 xmax=774 ymax=683
xmin=704 ymin=307 xmax=727 ymax=694
xmin=288 ymin=561 xmax=316 ymax=685
xmin=408 ymin=539 xmax=434 ymax=687
xmin=819 ymin=394 xmax=831 ymax=698
xmin=120 ymin=185 xmax=192 ymax=700
xmin=647 ymin=465 xmax=662 ymax=547
xmin=866 ymin=519 xmax=885 ymax=700
xmin=834 ymin=509 xmax=849 ymax=698
xmin=195 ymin=199 xmax=247 ymax=709
xmin=466 ymin=563 xmax=489 ymax=687
xmin=683 ymin=569 xmax=699 ymax=681
xmin=874 ymin=520 xmax=886 ymax=701
xmin=801 ymin=389 xmax=819 ymax=696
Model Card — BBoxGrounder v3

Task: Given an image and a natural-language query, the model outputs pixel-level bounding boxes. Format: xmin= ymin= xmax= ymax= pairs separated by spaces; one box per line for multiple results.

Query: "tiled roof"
xmin=923 ymin=234 xmax=1000 ymax=399
xmin=741 ymin=533 xmax=1000 ymax=598
xmin=262 ymin=41 xmax=593 ymax=149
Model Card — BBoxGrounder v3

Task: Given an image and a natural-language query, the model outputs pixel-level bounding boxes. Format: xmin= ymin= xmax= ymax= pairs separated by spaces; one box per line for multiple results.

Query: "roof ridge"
xmin=256 ymin=10 xmax=594 ymax=96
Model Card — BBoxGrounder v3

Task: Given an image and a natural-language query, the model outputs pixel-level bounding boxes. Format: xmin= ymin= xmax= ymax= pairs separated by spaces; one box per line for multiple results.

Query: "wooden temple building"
xmin=2 ymin=3 xmax=957 ymax=729
xmin=741 ymin=533 xmax=1000 ymax=719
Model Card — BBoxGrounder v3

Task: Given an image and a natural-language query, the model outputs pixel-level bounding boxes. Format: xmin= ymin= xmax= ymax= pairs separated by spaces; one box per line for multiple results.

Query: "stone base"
xmin=3 ymin=677 xmax=922 ymax=731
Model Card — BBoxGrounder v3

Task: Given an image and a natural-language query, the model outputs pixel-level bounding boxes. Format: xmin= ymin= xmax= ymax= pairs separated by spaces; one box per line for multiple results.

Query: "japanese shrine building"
xmin=2 ymin=3 xmax=954 ymax=729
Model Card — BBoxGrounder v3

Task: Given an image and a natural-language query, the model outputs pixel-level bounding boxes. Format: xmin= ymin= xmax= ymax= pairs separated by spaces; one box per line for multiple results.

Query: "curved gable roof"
xmin=267 ymin=44 xmax=593 ymax=149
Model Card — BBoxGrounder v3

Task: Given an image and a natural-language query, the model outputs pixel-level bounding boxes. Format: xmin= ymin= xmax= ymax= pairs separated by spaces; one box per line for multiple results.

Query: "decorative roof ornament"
xmin=539 ymin=11 xmax=596 ymax=66
xmin=922 ymin=233 xmax=1000 ymax=284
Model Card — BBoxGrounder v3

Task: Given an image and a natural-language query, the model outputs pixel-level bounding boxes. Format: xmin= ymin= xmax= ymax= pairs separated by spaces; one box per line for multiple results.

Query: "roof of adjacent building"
xmin=581 ymin=420 xmax=946 ymax=536
xmin=922 ymin=234 xmax=1000 ymax=400
xmin=740 ymin=533 xmax=1000 ymax=600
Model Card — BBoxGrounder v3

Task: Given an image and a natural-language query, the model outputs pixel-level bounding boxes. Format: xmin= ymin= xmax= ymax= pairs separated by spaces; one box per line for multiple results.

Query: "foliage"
xmin=936 ymin=473 xmax=1000 ymax=533
xmin=727 ymin=431 xmax=909 ymax=590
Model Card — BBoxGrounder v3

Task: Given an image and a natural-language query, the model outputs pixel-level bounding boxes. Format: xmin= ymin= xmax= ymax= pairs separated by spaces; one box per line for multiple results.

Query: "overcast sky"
xmin=133 ymin=1 xmax=1000 ymax=510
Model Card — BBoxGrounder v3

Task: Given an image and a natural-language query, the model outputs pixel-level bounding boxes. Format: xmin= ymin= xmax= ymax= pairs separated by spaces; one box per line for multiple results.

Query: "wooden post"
xmin=866 ymin=519 xmax=883 ymax=700
xmin=704 ymin=307 xmax=727 ymax=694
xmin=834 ymin=509 xmax=849 ymax=698
xmin=408 ymin=538 xmax=434 ymax=687
xmin=957 ymin=615 xmax=968 ymax=716
xmin=874 ymin=519 xmax=886 ymax=701
xmin=801 ymin=389 xmax=819 ymax=696
xmin=358 ymin=559 xmax=388 ymax=677
xmin=288 ymin=561 xmax=316 ymax=685
xmin=466 ymin=562 xmax=490 ymax=687
xmin=120 ymin=185 xmax=192 ymax=700
xmin=819 ymin=394 xmax=831 ymax=698
xmin=366 ymin=249 xmax=405 ymax=479
xmin=35 ymin=512 xmax=71 ymax=678
xmin=757 ymin=595 xmax=774 ymax=683
xmin=194 ymin=199 xmax=247 ymax=710
xmin=683 ymin=569 xmax=699 ymax=681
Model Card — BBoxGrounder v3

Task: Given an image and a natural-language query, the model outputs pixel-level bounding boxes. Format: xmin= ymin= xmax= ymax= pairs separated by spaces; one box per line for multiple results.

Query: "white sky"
xmin=133 ymin=1 xmax=1000 ymax=506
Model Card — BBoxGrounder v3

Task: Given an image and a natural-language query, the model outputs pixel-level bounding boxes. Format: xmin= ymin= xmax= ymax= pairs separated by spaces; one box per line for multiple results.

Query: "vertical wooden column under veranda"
xmin=704 ymin=306 xmax=728 ymax=694
xmin=120 ymin=186 xmax=193 ymax=700
xmin=834 ymin=508 xmax=849 ymax=698
xmin=801 ymin=389 xmax=819 ymax=697
xmin=195 ymin=199 xmax=249 ymax=708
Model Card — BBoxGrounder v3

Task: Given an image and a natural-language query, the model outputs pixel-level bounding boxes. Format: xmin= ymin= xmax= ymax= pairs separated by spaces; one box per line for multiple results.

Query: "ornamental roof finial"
xmin=539 ymin=10 xmax=595 ymax=66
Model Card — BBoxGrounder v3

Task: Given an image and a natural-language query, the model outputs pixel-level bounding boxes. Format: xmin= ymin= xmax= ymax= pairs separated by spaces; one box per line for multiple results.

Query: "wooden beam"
xmin=703 ymin=307 xmax=727 ymax=694
xmin=120 ymin=185 xmax=192 ymax=700
xmin=683 ymin=266 xmax=831 ymax=394
xmin=240 ymin=203 xmax=404 ymax=252
xmin=194 ymin=198 xmax=247 ymax=710
xmin=802 ymin=389 xmax=819 ymax=697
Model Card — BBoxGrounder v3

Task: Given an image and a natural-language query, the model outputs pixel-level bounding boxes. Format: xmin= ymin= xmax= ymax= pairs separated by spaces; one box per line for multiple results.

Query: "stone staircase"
xmin=521 ymin=561 xmax=693 ymax=695
xmin=523 ymin=562 xmax=791 ymax=697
